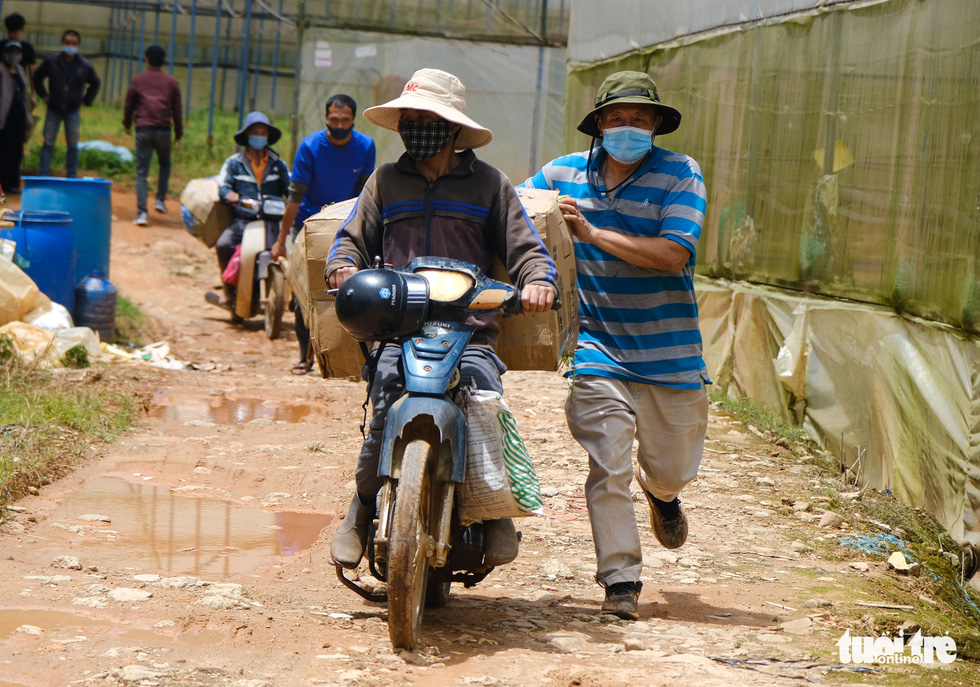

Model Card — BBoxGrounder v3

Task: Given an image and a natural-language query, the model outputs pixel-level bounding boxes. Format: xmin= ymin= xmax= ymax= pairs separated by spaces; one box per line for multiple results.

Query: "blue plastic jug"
xmin=74 ymin=271 xmax=117 ymax=343
xmin=0 ymin=209 xmax=76 ymax=310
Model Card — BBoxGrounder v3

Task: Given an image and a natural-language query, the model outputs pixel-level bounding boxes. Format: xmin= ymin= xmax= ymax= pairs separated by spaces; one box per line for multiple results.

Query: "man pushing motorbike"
xmin=206 ymin=111 xmax=290 ymax=318
xmin=326 ymin=68 xmax=558 ymax=570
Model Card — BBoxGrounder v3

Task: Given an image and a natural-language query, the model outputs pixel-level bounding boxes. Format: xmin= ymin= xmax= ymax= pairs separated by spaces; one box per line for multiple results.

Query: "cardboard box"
xmin=302 ymin=190 xmax=578 ymax=378
xmin=496 ymin=188 xmax=578 ymax=371
xmin=286 ymin=226 xmax=309 ymax=322
xmin=302 ymin=199 xmax=365 ymax=379
xmin=179 ymin=177 xmax=233 ymax=248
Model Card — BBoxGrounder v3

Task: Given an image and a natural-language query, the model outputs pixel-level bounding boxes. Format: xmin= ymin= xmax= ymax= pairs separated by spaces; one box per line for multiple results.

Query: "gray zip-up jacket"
xmin=326 ymin=150 xmax=558 ymax=349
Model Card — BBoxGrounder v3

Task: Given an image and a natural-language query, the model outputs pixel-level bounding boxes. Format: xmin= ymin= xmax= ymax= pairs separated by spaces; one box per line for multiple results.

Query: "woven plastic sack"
xmin=458 ymin=388 xmax=544 ymax=524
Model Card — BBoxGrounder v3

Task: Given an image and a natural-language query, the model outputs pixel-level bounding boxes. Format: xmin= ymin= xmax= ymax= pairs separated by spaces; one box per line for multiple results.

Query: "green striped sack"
xmin=458 ymin=389 xmax=544 ymax=524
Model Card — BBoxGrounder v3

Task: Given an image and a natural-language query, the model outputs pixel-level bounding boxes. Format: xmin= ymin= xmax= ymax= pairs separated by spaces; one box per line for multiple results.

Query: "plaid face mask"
xmin=398 ymin=119 xmax=455 ymax=160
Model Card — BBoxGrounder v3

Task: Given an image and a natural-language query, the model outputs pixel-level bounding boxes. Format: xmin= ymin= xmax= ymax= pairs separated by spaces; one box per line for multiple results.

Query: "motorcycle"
xmin=332 ymin=256 xmax=525 ymax=650
xmin=212 ymin=195 xmax=291 ymax=339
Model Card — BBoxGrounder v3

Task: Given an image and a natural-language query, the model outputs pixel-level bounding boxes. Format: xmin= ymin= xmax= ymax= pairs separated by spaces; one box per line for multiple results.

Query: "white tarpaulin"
xmin=698 ymin=278 xmax=980 ymax=547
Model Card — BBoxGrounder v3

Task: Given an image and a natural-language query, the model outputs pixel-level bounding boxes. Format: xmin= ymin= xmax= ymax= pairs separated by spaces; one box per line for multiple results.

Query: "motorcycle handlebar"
xmin=504 ymin=290 xmax=561 ymax=316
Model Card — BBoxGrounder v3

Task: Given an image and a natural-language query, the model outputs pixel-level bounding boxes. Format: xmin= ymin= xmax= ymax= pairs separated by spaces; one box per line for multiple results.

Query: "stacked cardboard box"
xmin=298 ymin=189 xmax=578 ymax=378
xmin=301 ymin=199 xmax=363 ymax=378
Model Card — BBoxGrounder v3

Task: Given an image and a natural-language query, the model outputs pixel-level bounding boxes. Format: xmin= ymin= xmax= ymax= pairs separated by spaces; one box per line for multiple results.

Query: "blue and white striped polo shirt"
xmin=522 ymin=147 xmax=709 ymax=389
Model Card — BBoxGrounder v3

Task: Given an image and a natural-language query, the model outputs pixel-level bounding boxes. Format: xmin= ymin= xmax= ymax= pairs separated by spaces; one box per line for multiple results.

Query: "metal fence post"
xmin=168 ymin=0 xmax=177 ymax=74
xmin=104 ymin=2 xmax=118 ymax=103
xmin=207 ymin=0 xmax=221 ymax=145
xmin=237 ymin=0 xmax=253 ymax=128
xmin=186 ymin=0 xmax=197 ymax=118
xmin=270 ymin=0 xmax=283 ymax=110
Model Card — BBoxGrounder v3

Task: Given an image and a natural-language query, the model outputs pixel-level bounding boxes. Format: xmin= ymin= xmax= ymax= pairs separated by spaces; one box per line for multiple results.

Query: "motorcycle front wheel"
xmin=264 ymin=263 xmax=285 ymax=340
xmin=387 ymin=438 xmax=435 ymax=650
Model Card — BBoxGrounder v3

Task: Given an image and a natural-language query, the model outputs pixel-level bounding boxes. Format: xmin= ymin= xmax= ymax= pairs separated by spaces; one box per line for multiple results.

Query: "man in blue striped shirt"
xmin=522 ymin=71 xmax=709 ymax=621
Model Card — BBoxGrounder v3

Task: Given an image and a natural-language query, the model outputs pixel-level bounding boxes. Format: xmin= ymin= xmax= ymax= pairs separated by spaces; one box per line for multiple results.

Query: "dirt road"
xmin=0 ymin=190 xmax=970 ymax=686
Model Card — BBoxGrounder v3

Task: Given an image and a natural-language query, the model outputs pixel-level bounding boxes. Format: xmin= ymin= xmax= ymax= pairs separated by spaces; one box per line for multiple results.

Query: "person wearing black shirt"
xmin=0 ymin=39 xmax=30 ymax=194
xmin=32 ymin=29 xmax=100 ymax=178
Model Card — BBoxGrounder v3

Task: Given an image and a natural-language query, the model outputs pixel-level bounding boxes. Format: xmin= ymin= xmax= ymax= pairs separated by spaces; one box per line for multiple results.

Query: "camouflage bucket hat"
xmin=577 ymin=71 xmax=682 ymax=138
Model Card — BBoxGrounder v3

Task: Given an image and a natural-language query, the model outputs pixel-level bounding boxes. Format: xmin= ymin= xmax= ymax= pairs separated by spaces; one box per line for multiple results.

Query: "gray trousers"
xmin=135 ymin=126 xmax=172 ymax=214
xmin=355 ymin=344 xmax=505 ymax=499
xmin=565 ymin=374 xmax=708 ymax=586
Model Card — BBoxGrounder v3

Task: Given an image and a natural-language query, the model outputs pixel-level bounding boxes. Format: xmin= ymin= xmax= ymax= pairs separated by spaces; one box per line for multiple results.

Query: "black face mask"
xmin=397 ymin=119 xmax=455 ymax=161
xmin=327 ymin=124 xmax=352 ymax=140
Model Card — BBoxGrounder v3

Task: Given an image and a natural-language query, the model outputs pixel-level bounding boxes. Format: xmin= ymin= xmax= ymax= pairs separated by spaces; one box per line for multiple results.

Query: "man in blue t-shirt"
xmin=271 ymin=94 xmax=376 ymax=374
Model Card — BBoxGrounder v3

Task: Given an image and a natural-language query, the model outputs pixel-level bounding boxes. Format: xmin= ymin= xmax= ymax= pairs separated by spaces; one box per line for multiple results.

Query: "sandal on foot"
xmin=291 ymin=362 xmax=313 ymax=375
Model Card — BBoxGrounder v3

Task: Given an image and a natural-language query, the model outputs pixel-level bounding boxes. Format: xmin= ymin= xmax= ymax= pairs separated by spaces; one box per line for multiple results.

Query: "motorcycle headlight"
xmin=334 ymin=268 xmax=429 ymax=341
xmin=415 ymin=269 xmax=473 ymax=303
xmin=262 ymin=198 xmax=286 ymax=216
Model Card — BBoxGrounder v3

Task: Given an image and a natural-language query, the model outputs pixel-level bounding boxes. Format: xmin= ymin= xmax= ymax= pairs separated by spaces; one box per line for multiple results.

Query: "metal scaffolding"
xmin=3 ymin=0 xmax=568 ymax=140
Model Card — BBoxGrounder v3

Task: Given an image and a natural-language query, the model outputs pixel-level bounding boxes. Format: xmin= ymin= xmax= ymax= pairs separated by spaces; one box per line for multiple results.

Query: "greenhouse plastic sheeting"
xmin=296 ymin=30 xmax=566 ymax=184
xmin=698 ymin=277 xmax=980 ymax=546
xmin=565 ymin=0 xmax=980 ymax=335
xmin=567 ymin=0 xmax=862 ymax=64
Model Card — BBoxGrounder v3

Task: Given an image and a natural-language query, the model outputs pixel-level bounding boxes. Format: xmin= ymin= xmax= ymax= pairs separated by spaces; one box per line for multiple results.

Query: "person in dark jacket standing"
xmin=32 ymin=29 xmax=100 ymax=178
xmin=0 ymin=39 xmax=30 ymax=195
xmin=123 ymin=45 xmax=182 ymax=226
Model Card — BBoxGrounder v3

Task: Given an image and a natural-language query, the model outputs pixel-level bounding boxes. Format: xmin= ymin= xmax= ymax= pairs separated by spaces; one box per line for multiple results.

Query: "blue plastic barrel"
xmin=0 ymin=210 xmax=76 ymax=310
xmin=21 ymin=176 xmax=113 ymax=287
xmin=74 ymin=271 xmax=117 ymax=343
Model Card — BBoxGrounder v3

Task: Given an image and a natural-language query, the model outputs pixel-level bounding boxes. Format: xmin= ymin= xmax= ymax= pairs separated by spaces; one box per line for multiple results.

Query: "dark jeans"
xmin=40 ymin=108 xmax=81 ymax=177
xmin=289 ymin=221 xmax=311 ymax=364
xmin=215 ymin=217 xmax=277 ymax=271
xmin=135 ymin=126 xmax=172 ymax=214
xmin=0 ymin=93 xmax=27 ymax=192
xmin=215 ymin=218 xmax=248 ymax=271
xmin=355 ymin=344 xmax=505 ymax=499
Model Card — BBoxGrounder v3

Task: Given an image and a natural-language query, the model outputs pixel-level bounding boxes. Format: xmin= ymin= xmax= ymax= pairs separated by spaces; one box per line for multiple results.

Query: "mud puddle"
xmin=50 ymin=476 xmax=332 ymax=577
xmin=0 ymin=609 xmax=225 ymax=645
xmin=147 ymin=390 xmax=323 ymax=425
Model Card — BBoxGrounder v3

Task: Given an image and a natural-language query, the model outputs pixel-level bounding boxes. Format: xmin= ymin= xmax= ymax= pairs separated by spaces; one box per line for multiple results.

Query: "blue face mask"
xmin=248 ymin=135 xmax=268 ymax=151
xmin=62 ymin=45 xmax=79 ymax=56
xmin=601 ymin=126 xmax=653 ymax=164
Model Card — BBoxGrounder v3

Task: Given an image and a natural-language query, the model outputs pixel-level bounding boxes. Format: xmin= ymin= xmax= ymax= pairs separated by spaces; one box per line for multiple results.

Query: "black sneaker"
xmin=601 ymin=581 xmax=642 ymax=620
xmin=644 ymin=491 xmax=688 ymax=549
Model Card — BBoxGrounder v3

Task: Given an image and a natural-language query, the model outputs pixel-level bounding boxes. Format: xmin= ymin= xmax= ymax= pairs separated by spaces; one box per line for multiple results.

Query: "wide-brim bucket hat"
xmin=234 ymin=111 xmax=282 ymax=147
xmin=577 ymin=71 xmax=682 ymax=138
xmin=363 ymin=68 xmax=493 ymax=150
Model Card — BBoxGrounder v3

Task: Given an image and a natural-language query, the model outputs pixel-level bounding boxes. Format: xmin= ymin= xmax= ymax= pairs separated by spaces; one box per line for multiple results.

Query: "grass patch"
xmin=115 ymin=294 xmax=149 ymax=346
xmin=0 ymin=334 xmax=141 ymax=512
xmin=709 ymin=389 xmax=817 ymax=452
xmin=22 ymin=102 xmax=293 ymax=196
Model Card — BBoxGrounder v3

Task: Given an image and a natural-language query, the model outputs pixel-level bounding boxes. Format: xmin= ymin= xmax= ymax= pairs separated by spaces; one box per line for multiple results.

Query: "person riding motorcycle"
xmin=326 ymin=68 xmax=558 ymax=570
xmin=207 ymin=111 xmax=290 ymax=316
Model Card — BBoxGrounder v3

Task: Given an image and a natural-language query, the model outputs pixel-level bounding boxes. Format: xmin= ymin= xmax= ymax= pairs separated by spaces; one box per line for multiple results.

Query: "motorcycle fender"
xmin=235 ymin=220 xmax=265 ymax=318
xmin=379 ymin=395 xmax=466 ymax=483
